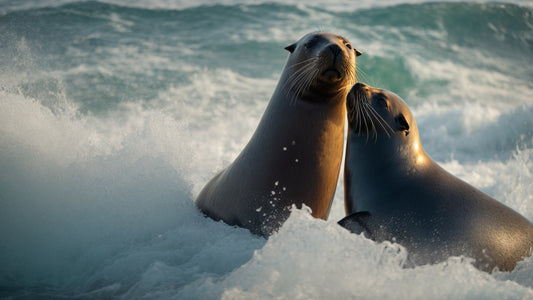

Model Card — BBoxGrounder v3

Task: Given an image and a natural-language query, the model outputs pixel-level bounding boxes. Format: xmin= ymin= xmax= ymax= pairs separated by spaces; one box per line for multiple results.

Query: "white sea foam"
xmin=0 ymin=89 xmax=195 ymax=286
xmin=176 ymin=208 xmax=533 ymax=300
xmin=1 ymin=74 xmax=533 ymax=299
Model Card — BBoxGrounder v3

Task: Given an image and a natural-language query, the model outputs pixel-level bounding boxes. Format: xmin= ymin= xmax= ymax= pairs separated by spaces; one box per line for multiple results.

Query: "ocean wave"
xmin=1 ymin=0 xmax=532 ymax=298
xmin=2 ymin=0 xmax=533 ymax=15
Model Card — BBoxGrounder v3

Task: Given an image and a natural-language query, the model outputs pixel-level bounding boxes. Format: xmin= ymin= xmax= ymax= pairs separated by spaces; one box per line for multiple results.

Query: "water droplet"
xmin=274 ymin=181 xmax=279 ymax=186
xmin=256 ymin=206 xmax=262 ymax=212
xmin=271 ymin=190 xmax=276 ymax=195
xmin=283 ymin=147 xmax=287 ymax=151
xmin=291 ymin=140 xmax=296 ymax=146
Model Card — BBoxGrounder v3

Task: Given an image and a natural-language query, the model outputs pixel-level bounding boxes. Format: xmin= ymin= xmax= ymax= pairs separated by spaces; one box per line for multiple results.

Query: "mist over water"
xmin=1 ymin=1 xmax=533 ymax=298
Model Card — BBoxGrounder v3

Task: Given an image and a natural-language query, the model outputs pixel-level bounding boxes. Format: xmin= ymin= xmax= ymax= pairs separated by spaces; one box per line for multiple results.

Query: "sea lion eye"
xmin=396 ymin=114 xmax=410 ymax=135
xmin=345 ymin=43 xmax=352 ymax=50
xmin=305 ymin=36 xmax=320 ymax=49
xmin=377 ymin=98 xmax=389 ymax=110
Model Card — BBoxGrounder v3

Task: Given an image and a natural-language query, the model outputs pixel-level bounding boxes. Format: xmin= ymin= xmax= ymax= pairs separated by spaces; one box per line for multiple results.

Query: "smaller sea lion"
xmin=340 ymin=82 xmax=533 ymax=272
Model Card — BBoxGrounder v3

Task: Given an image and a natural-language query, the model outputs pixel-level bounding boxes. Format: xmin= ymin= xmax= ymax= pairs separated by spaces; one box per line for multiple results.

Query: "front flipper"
xmin=338 ymin=211 xmax=374 ymax=239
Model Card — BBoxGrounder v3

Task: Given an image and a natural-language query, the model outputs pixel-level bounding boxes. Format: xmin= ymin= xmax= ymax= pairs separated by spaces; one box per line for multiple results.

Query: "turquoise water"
xmin=1 ymin=1 xmax=533 ymax=298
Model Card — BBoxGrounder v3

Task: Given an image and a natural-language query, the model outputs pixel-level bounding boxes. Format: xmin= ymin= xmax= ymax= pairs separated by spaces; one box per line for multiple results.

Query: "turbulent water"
xmin=1 ymin=0 xmax=533 ymax=298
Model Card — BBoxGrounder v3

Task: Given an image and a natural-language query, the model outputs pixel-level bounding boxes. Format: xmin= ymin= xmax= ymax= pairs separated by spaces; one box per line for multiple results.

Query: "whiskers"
xmin=344 ymin=62 xmax=358 ymax=87
xmin=283 ymin=57 xmax=320 ymax=105
xmin=355 ymin=65 xmax=369 ymax=85
xmin=347 ymin=92 xmax=394 ymax=143
xmin=283 ymin=55 xmax=358 ymax=106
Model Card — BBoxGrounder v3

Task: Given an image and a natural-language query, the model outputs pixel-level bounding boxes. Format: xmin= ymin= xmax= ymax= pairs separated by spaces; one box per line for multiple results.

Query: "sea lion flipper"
xmin=338 ymin=211 xmax=374 ymax=238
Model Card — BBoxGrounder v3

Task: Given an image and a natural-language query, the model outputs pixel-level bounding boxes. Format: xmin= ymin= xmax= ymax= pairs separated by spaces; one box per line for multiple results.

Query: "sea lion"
xmin=196 ymin=32 xmax=362 ymax=237
xmin=339 ymin=82 xmax=533 ymax=272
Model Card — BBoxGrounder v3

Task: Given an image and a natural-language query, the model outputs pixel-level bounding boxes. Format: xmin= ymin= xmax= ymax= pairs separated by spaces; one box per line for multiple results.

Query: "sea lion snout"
xmin=327 ymin=44 xmax=342 ymax=57
xmin=352 ymin=82 xmax=369 ymax=92
xmin=347 ymin=82 xmax=370 ymax=107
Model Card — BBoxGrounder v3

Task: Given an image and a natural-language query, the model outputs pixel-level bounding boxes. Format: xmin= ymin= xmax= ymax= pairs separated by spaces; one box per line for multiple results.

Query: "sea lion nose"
xmin=353 ymin=82 xmax=368 ymax=91
xmin=328 ymin=44 xmax=342 ymax=57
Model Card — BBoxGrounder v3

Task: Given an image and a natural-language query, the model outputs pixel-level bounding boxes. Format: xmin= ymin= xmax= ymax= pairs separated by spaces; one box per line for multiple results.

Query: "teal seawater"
xmin=1 ymin=1 xmax=533 ymax=299
xmin=2 ymin=2 xmax=532 ymax=111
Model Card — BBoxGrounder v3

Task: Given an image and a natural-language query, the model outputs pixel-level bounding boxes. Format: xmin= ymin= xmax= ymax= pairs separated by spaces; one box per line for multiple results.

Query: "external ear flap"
xmin=396 ymin=114 xmax=410 ymax=136
xmin=285 ymin=43 xmax=296 ymax=53
xmin=355 ymin=49 xmax=362 ymax=56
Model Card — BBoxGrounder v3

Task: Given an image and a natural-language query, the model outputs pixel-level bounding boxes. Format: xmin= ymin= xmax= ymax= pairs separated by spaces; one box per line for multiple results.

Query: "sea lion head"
xmin=346 ymin=82 xmax=428 ymax=168
xmin=283 ymin=32 xmax=361 ymax=101
xmin=347 ymin=82 xmax=419 ymax=144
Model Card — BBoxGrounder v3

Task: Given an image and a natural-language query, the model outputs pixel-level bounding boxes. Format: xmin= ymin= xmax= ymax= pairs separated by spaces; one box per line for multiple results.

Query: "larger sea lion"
xmin=339 ymin=82 xmax=533 ymax=272
xmin=196 ymin=32 xmax=361 ymax=237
